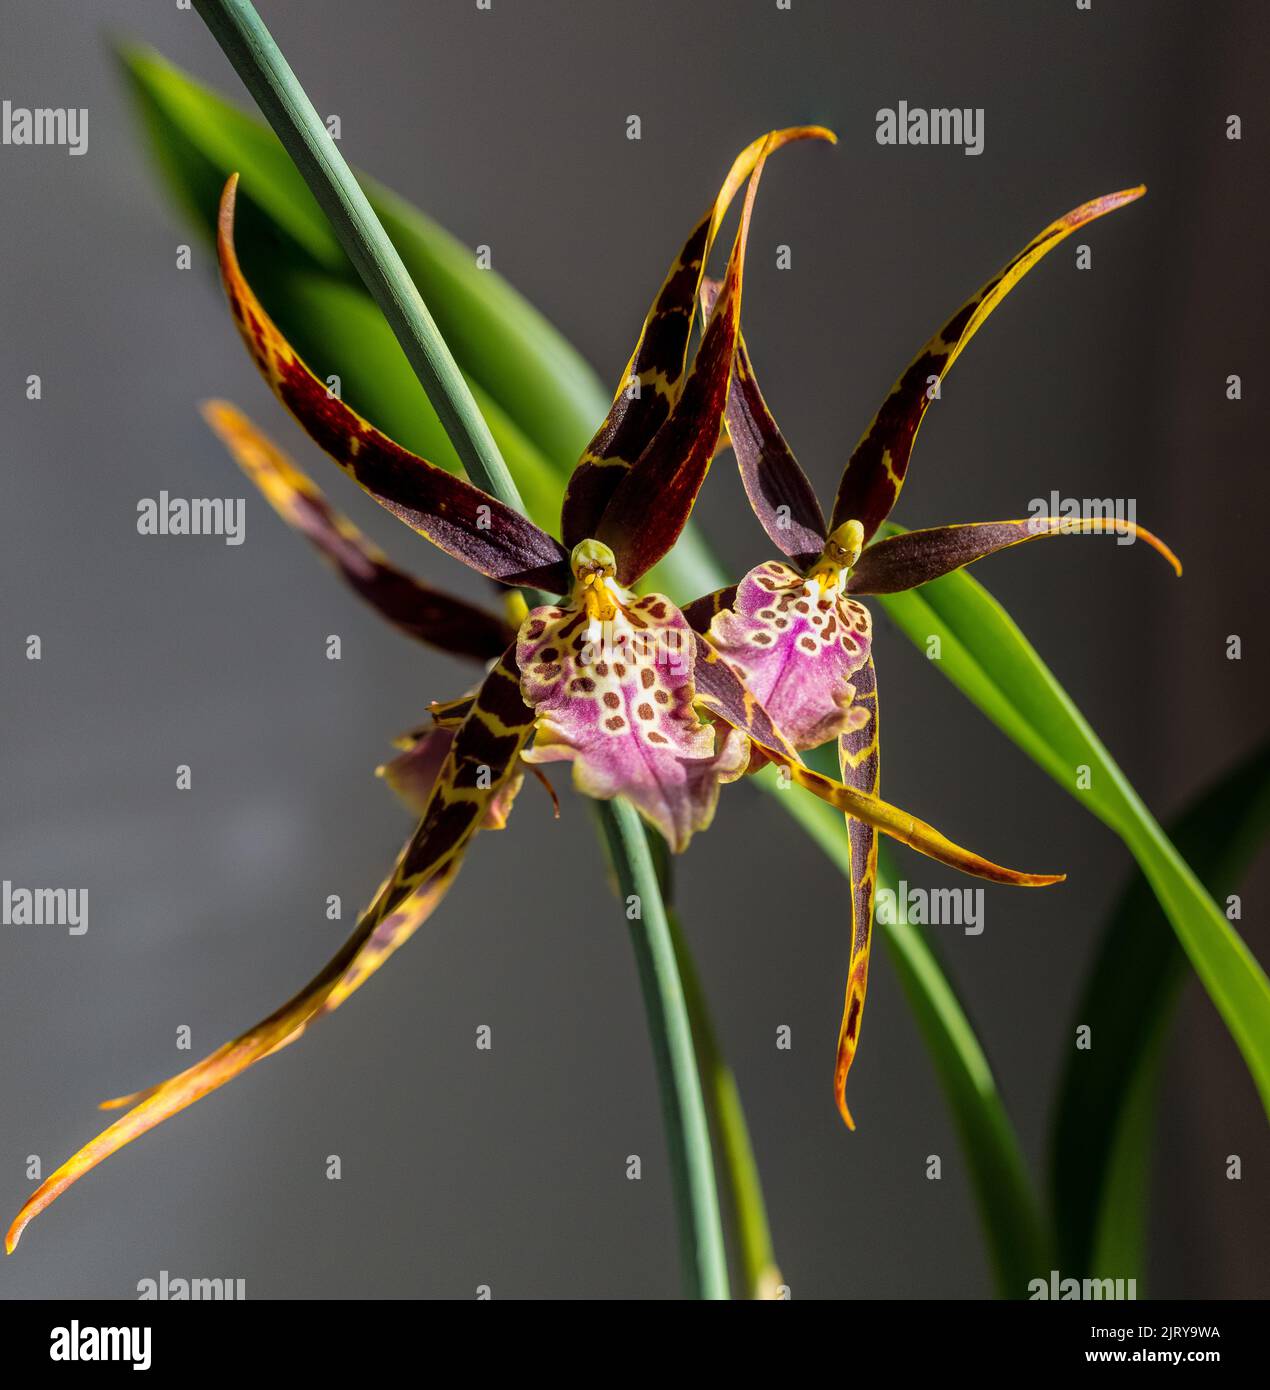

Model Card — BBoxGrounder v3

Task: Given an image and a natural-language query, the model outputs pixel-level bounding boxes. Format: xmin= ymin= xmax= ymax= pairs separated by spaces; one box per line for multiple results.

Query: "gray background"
xmin=1 ymin=0 xmax=1266 ymax=1299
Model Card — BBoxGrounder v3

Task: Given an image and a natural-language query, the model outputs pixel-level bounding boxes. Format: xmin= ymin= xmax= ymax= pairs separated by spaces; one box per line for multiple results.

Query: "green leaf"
xmin=1051 ymin=738 xmax=1270 ymax=1283
xmin=757 ymin=751 xmax=1050 ymax=1297
xmin=120 ymin=42 xmax=608 ymax=473
xmin=874 ymin=532 xmax=1270 ymax=1120
xmin=119 ymin=42 xmax=727 ymax=600
xmin=267 ymin=269 xmax=568 ymax=531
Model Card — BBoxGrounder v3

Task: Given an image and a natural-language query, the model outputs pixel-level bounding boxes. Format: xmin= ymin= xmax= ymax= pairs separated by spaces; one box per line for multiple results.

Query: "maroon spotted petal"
xmin=847 ymin=516 xmax=1181 ymax=595
xmin=202 ymin=401 xmax=515 ymax=661
xmin=595 ymin=144 xmax=770 ymax=584
xmin=701 ymin=276 xmax=827 ymax=569
xmin=217 ymin=175 xmax=572 ymax=595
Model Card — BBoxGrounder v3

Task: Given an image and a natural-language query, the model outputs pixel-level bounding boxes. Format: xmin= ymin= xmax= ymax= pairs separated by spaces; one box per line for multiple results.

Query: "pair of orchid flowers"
xmin=7 ymin=126 xmax=1179 ymax=1252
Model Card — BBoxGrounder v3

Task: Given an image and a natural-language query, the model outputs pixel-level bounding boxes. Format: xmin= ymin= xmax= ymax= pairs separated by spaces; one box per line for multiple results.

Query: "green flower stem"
xmin=668 ymin=911 xmax=779 ymax=1298
xmin=192 ymin=0 xmax=523 ymax=515
xmin=595 ymin=800 xmax=730 ymax=1299
xmin=194 ymin=0 xmax=728 ymax=1300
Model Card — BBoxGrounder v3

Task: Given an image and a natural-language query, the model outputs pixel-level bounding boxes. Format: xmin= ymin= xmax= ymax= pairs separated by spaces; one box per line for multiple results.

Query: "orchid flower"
xmin=3 ymin=125 xmax=794 ymax=1248
xmin=685 ymin=188 xmax=1182 ymax=1127
xmin=6 ymin=128 xmax=1064 ymax=1251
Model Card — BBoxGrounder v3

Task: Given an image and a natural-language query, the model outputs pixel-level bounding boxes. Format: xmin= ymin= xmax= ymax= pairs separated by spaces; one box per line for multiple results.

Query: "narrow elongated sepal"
xmin=595 ymin=144 xmax=770 ymax=584
xmin=834 ymin=653 xmax=880 ymax=1129
xmin=5 ymin=649 xmax=534 ymax=1253
xmin=203 ymin=401 xmax=515 ymax=660
xmin=831 ymin=187 xmax=1147 ymax=543
xmin=216 ymin=176 xmax=571 ymax=593
xmin=700 ymin=276 xmax=827 ymax=568
xmin=518 ymin=590 xmax=748 ymax=853
xmin=692 ymin=635 xmax=1063 ymax=886
xmin=847 ymin=515 xmax=1182 ymax=594
xmin=705 ymin=561 xmax=874 ymax=751
xmin=790 ymin=761 xmax=1061 ymax=885
xmin=561 ymin=126 xmax=835 ymax=546
xmin=5 ymin=858 xmax=457 ymax=1252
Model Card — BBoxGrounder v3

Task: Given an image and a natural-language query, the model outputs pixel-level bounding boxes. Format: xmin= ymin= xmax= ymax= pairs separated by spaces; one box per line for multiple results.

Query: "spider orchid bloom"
xmin=0 ymin=125 xmax=856 ymax=1250
xmin=2 ymin=132 xmax=1059 ymax=1253
xmin=687 ymin=187 xmax=1182 ymax=1127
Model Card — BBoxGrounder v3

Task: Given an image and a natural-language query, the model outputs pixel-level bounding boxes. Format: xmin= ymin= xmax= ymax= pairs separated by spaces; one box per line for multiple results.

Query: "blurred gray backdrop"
xmin=1 ymin=0 xmax=1266 ymax=1299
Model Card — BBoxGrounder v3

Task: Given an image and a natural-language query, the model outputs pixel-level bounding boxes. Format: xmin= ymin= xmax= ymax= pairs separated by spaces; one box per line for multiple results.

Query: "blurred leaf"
xmin=760 ymin=752 xmax=1050 ymax=1297
xmin=119 ymin=42 xmax=726 ymax=600
xmin=875 ymin=532 xmax=1270 ymax=1120
xmin=273 ymin=270 xmax=568 ymax=530
xmin=1051 ymin=739 xmax=1270 ymax=1282
xmin=121 ymin=42 xmax=607 ymax=468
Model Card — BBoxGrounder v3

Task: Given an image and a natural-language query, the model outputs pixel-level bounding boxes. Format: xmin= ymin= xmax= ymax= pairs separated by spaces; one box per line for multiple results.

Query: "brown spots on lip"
xmin=637 ymin=703 xmax=655 ymax=720
xmin=602 ymin=692 xmax=621 ymax=710
xmin=570 ymin=676 xmax=596 ymax=693
xmin=647 ymin=730 xmax=668 ymax=744
xmin=640 ymin=667 xmax=656 ymax=689
xmin=654 ymin=689 xmax=669 ymax=705
xmin=799 ymin=636 xmax=817 ymax=653
xmin=605 ymin=715 xmax=626 ymax=731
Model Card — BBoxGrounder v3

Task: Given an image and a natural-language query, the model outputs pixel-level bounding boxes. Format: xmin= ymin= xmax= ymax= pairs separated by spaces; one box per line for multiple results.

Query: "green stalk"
xmin=595 ymin=801 xmax=730 ymax=1299
xmin=668 ymin=911 xmax=779 ymax=1298
xmin=193 ymin=0 xmax=727 ymax=1299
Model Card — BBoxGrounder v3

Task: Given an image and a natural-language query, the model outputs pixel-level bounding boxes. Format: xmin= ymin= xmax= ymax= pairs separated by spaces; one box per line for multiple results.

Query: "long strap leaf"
xmin=1051 ymin=739 xmax=1270 ymax=1281
xmin=874 ymin=535 xmax=1270 ymax=1119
